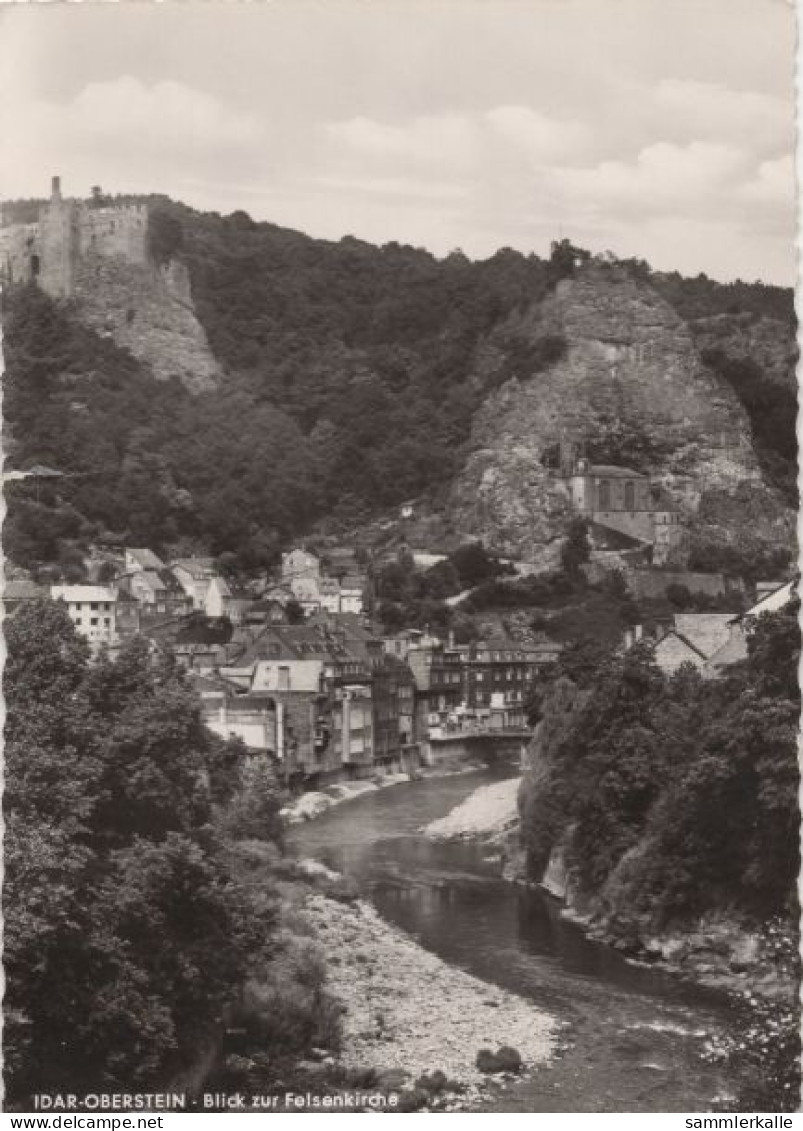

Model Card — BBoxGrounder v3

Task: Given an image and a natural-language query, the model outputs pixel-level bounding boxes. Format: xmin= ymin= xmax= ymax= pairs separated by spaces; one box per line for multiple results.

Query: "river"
xmin=290 ymin=769 xmax=738 ymax=1112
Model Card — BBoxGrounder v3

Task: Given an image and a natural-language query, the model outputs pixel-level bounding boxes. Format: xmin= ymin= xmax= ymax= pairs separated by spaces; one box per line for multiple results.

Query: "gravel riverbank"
xmin=281 ymin=764 xmax=485 ymax=826
xmin=302 ymin=891 xmax=556 ymax=1102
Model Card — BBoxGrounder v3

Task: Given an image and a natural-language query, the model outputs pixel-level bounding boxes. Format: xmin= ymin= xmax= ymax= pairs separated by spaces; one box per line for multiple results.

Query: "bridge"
xmin=425 ymin=728 xmax=532 ymax=768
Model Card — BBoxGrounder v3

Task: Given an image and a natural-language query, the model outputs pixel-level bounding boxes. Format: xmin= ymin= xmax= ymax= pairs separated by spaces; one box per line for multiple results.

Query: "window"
xmin=90 ymin=603 xmax=98 ymax=611
xmin=90 ymin=617 xmax=98 ymax=626
xmin=104 ymin=618 xmax=111 ymax=627
xmin=599 ymin=480 xmax=611 ymax=509
xmin=625 ymin=481 xmax=635 ymax=510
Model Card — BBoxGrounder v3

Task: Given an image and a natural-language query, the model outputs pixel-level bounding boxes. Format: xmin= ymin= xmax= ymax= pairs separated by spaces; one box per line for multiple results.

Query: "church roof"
xmin=584 ymin=464 xmax=646 ymax=479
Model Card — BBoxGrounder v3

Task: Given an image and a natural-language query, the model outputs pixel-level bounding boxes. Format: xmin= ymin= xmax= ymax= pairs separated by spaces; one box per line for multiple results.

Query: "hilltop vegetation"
xmin=2 ymin=200 xmax=797 ymax=578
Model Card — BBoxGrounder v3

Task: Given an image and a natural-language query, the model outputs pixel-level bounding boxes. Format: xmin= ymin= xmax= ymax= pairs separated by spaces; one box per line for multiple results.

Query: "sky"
xmin=0 ymin=0 xmax=796 ymax=284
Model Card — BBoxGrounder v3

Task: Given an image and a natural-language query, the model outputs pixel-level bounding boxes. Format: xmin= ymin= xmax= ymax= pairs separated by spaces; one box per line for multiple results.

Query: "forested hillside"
xmin=2 ymin=197 xmax=797 ymax=577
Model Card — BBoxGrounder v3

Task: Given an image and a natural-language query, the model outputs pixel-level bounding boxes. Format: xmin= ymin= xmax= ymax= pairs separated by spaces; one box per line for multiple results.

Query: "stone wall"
xmin=71 ymin=254 xmax=221 ymax=391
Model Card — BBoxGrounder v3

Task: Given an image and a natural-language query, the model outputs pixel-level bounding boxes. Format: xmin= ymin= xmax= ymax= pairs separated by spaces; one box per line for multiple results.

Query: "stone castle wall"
xmin=1 ymin=179 xmax=220 ymax=392
xmin=1 ymin=188 xmax=148 ymax=298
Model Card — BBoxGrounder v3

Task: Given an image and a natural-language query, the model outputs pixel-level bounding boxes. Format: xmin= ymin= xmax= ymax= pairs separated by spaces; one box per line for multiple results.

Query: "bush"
xmin=476 ymin=1046 xmax=522 ymax=1074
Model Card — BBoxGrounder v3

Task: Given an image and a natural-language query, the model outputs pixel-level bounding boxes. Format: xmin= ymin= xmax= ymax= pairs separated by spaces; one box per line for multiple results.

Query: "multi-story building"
xmin=222 ymin=623 xmax=375 ymax=785
xmin=280 ymin=546 xmax=366 ymax=616
xmin=192 ymin=672 xmax=279 ymax=758
xmin=463 ymin=637 xmax=561 ymax=710
xmin=117 ymin=560 xmax=193 ymax=620
xmin=556 ymin=451 xmax=685 ymax=566
xmin=170 ymin=557 xmax=217 ymax=610
xmin=370 ymin=653 xmax=418 ymax=771
xmin=51 ymin=585 xmax=118 ymax=647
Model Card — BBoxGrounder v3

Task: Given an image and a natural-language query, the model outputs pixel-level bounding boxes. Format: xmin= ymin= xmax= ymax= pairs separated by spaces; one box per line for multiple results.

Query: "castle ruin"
xmin=0 ymin=176 xmax=148 ymax=300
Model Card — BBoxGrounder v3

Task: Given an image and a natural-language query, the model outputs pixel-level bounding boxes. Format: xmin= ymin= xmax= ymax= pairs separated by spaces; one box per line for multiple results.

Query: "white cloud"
xmin=557 ymin=141 xmax=752 ymax=219
xmin=740 ymin=154 xmax=795 ymax=204
xmin=653 ymin=78 xmax=792 ymax=155
xmin=484 ymin=105 xmax=590 ymax=164
xmin=316 ymin=175 xmax=468 ymax=202
xmin=0 ymin=76 xmax=264 ymax=198
xmin=324 ymin=113 xmax=477 ymax=169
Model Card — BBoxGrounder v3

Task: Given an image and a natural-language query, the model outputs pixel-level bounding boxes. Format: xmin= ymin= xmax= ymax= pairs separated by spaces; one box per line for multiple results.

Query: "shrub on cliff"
xmin=519 ymin=602 xmax=800 ymax=927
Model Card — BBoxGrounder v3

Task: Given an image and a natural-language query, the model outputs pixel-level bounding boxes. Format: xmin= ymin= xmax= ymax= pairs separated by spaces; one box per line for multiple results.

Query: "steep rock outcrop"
xmin=449 ymin=263 xmax=793 ymax=561
xmin=688 ymin=311 xmax=797 ymax=390
xmin=71 ymin=253 xmax=221 ymax=392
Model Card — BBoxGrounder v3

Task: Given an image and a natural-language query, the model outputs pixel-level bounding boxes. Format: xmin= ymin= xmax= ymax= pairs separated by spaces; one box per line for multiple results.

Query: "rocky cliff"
xmin=71 ymin=253 xmax=221 ymax=393
xmin=688 ymin=311 xmax=797 ymax=390
xmin=449 ymin=263 xmax=793 ymax=564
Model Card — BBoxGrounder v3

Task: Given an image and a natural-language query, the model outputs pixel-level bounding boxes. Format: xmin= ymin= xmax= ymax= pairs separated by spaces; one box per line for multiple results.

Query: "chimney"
xmin=51 ymin=175 xmax=62 ymax=201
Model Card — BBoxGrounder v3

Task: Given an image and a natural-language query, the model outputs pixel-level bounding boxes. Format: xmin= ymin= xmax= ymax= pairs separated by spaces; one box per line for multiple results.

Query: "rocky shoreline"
xmin=281 ymin=764 xmax=483 ymax=826
xmin=426 ymin=779 xmax=794 ymax=1004
xmin=301 ymin=890 xmax=556 ymax=1110
xmin=423 ymin=775 xmax=521 ymax=842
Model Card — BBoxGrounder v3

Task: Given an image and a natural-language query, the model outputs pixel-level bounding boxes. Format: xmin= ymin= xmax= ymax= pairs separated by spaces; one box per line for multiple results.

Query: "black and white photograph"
xmin=0 ymin=0 xmax=799 ymax=1118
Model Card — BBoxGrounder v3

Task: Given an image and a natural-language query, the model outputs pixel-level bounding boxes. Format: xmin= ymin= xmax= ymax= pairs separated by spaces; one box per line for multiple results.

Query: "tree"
xmin=560 ymin=518 xmax=591 ymax=576
xmin=3 ymin=603 xmax=286 ymax=1104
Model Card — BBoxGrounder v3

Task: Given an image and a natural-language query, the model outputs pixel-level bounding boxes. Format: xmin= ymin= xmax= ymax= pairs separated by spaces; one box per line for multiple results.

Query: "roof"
xmin=209 ymin=575 xmax=233 ymax=597
xmin=340 ymin=574 xmax=367 ymax=591
xmin=171 ymin=557 xmax=215 ymax=579
xmin=584 ymin=465 xmax=646 ymax=479
xmin=128 ymin=548 xmax=164 ymax=570
xmin=3 ymin=578 xmax=47 ymax=600
xmin=234 ymin=623 xmax=369 ymax=666
xmin=654 ymin=630 xmax=707 ymax=671
xmin=672 ymin=613 xmax=736 ymax=660
xmin=51 ymin=585 xmax=117 ymax=603
xmin=703 ymin=633 xmax=748 ymax=673
xmin=745 ymin=579 xmax=796 ymax=619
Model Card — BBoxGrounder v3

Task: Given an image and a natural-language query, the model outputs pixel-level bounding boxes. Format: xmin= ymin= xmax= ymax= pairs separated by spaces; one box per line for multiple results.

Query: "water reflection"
xmin=291 ymin=772 xmax=736 ymax=1111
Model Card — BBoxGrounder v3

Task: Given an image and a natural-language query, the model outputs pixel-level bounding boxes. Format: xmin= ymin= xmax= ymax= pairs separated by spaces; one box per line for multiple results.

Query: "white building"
xmin=171 ymin=557 xmax=216 ymax=610
xmin=51 ymin=585 xmax=118 ymax=647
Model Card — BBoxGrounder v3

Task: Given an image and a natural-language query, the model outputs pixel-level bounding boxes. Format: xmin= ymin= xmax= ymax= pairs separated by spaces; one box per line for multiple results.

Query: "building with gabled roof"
xmin=703 ymin=579 xmax=797 ymax=678
xmin=556 ymin=448 xmax=685 ymax=565
xmin=170 ymin=557 xmax=217 ymax=610
xmin=124 ymin=548 xmax=165 ymax=573
xmin=51 ymin=584 xmax=118 ymax=648
xmin=3 ymin=577 xmax=48 ymax=616
xmin=653 ymin=630 xmax=708 ymax=675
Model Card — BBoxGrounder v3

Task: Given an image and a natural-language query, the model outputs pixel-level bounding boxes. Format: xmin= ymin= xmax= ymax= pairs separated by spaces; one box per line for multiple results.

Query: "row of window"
xmin=474 ymin=668 xmax=534 ymax=682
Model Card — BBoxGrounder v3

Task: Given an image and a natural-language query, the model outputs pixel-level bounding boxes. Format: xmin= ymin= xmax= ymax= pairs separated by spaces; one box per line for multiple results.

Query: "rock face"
xmin=449 ymin=263 xmax=792 ymax=561
xmin=71 ymin=253 xmax=221 ymax=392
xmin=689 ymin=311 xmax=798 ymax=390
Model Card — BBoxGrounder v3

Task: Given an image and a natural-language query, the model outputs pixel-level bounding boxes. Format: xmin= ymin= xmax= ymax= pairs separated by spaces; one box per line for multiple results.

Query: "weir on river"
xmin=291 ymin=769 xmax=739 ymax=1113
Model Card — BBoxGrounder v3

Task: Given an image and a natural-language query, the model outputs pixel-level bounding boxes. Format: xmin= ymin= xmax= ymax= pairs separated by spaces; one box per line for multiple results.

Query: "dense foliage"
xmin=2 ymin=602 xmax=330 ymax=1105
xmin=3 ymin=286 xmax=323 ymax=574
xmin=2 ymin=204 xmax=796 ymax=578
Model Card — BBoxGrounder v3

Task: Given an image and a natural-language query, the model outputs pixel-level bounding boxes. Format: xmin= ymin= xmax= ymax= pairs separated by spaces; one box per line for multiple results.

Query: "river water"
xmin=290 ymin=769 xmax=738 ymax=1112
